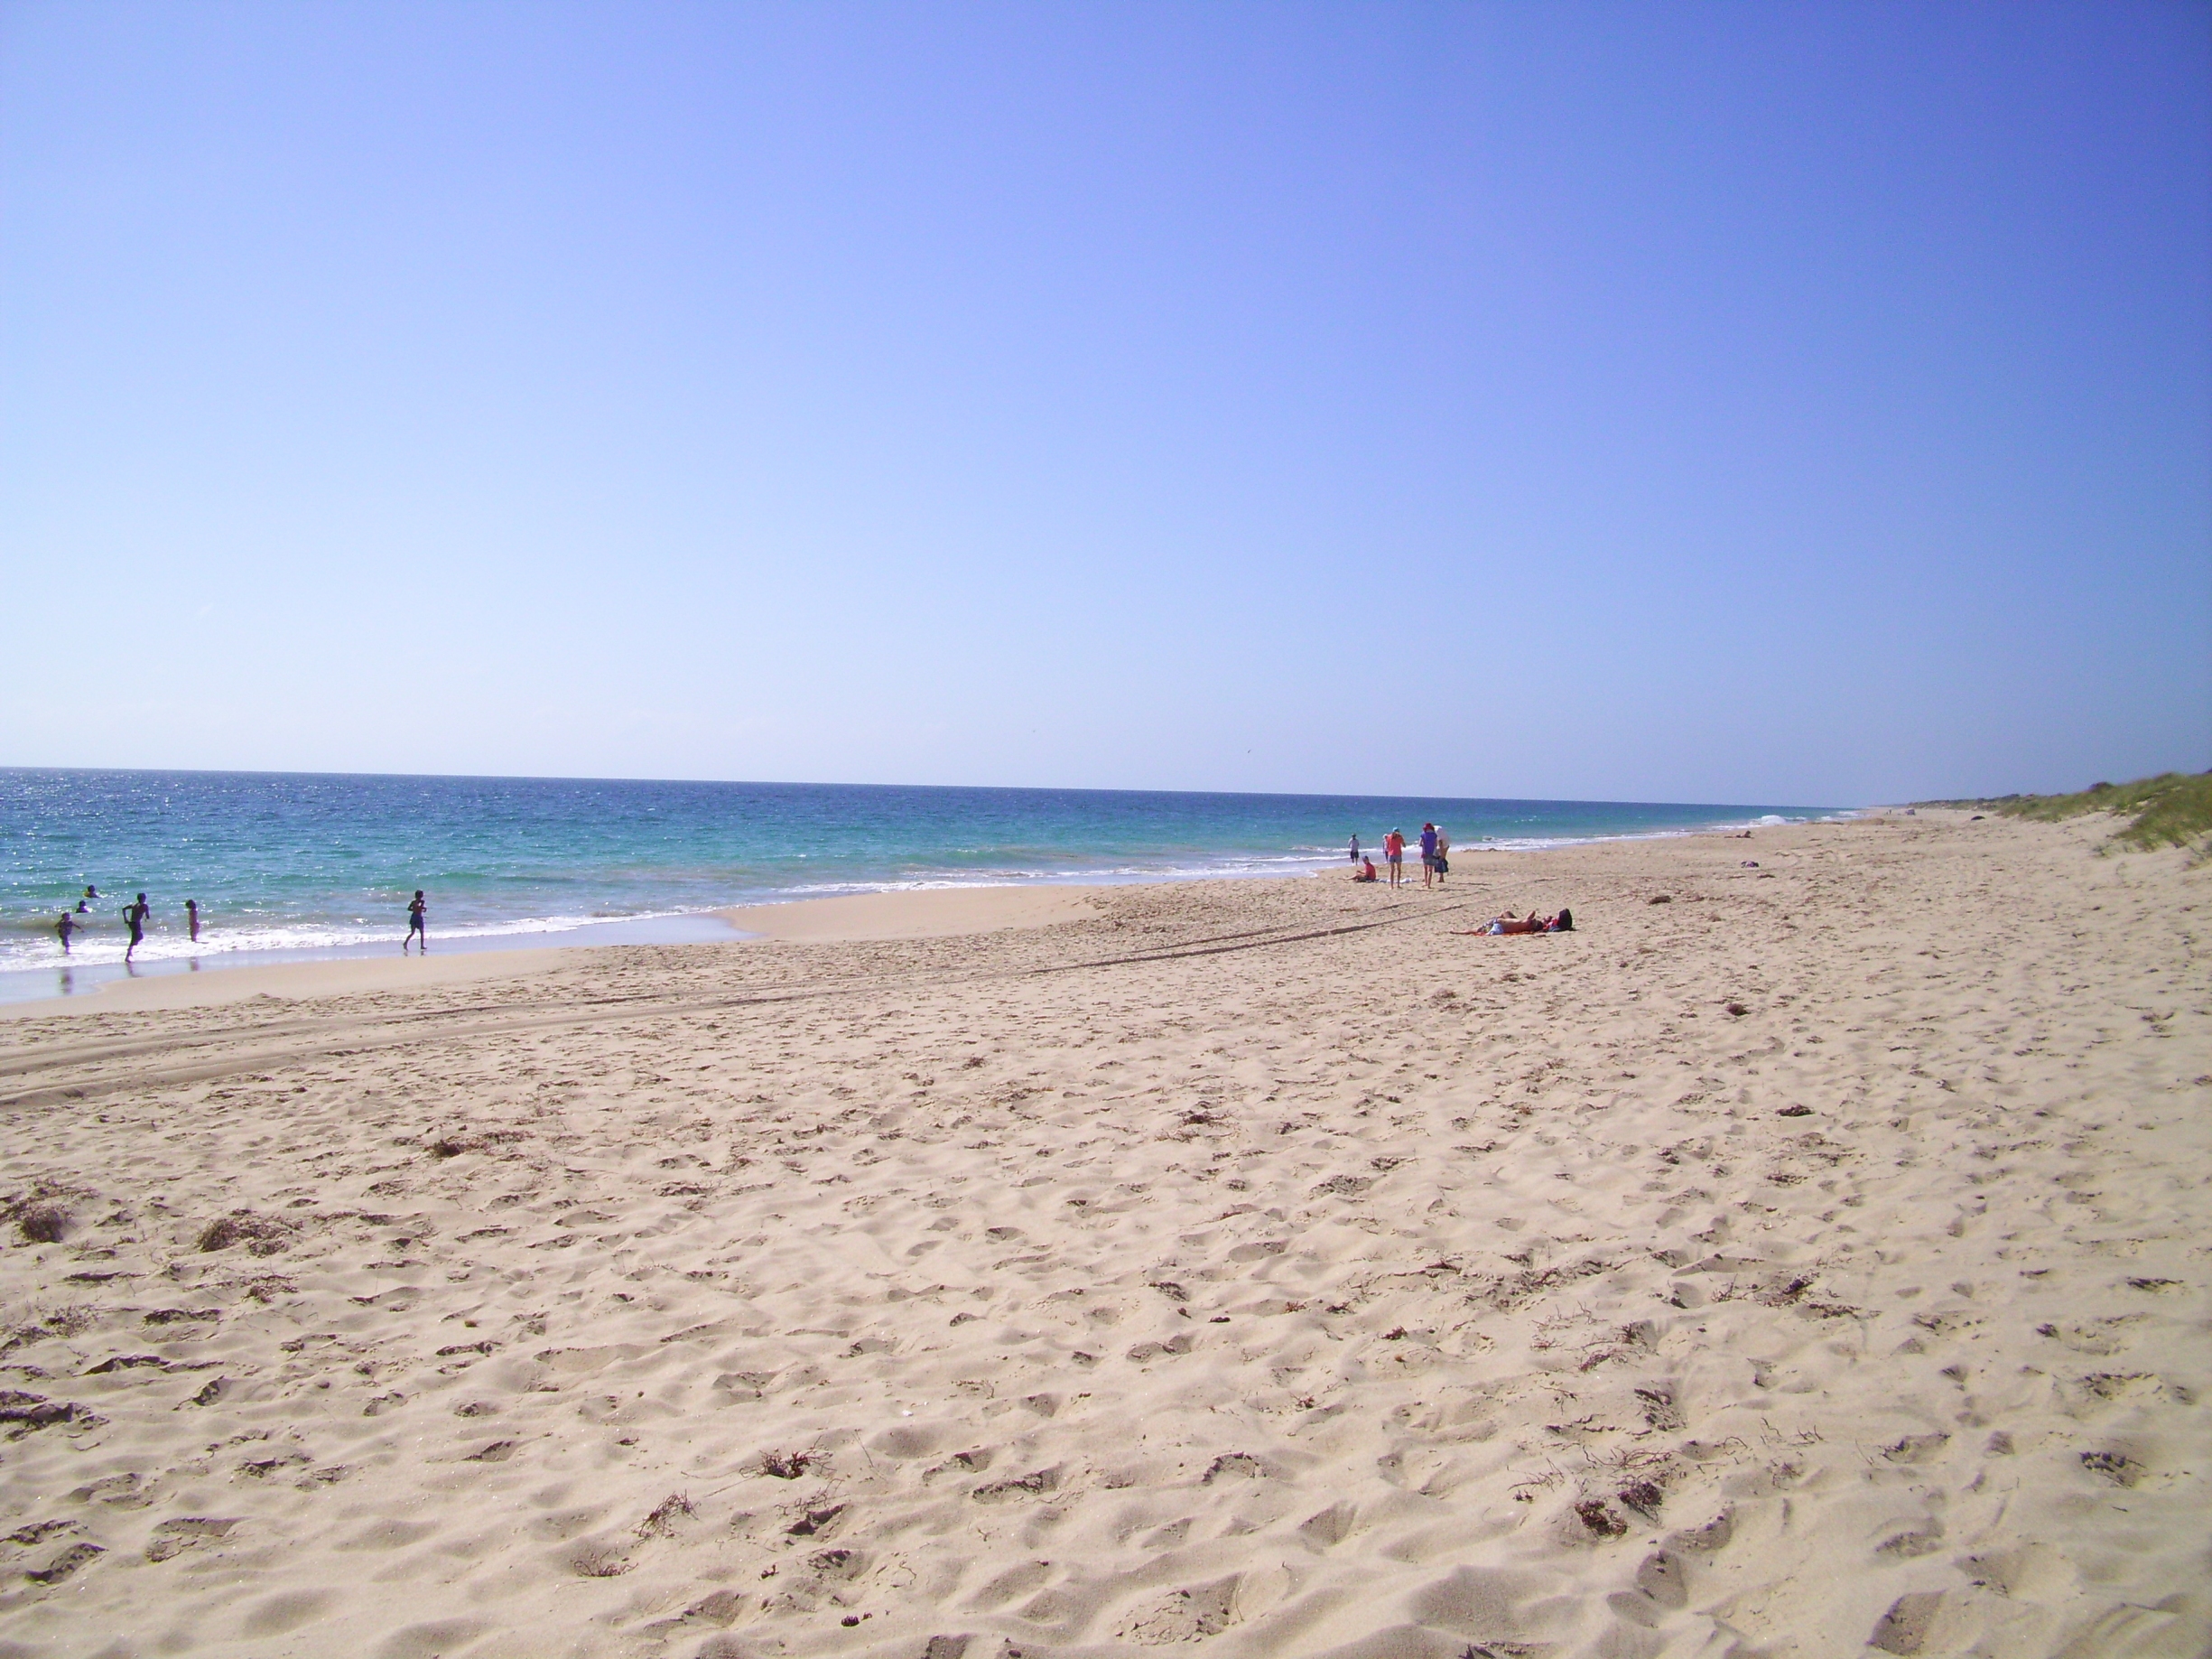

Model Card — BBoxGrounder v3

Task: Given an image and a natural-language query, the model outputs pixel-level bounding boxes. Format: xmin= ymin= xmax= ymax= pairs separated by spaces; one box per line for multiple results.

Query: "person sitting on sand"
xmin=1352 ymin=857 xmax=1379 ymax=882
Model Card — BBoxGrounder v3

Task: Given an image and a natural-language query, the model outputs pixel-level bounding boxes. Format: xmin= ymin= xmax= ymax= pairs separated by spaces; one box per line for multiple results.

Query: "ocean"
xmin=0 ymin=769 xmax=1836 ymax=1001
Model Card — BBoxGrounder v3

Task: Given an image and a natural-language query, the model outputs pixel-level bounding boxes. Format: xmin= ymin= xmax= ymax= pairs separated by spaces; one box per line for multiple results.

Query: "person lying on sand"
xmin=1465 ymin=908 xmax=1572 ymax=935
xmin=1461 ymin=911 xmax=1538 ymax=935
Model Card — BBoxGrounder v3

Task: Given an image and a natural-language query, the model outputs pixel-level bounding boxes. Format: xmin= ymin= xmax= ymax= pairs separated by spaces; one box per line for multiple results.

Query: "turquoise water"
xmin=0 ymin=769 xmax=1836 ymax=997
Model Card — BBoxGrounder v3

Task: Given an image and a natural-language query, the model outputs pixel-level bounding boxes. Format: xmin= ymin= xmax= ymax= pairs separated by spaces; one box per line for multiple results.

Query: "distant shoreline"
xmin=0 ymin=806 xmax=1849 ymax=1010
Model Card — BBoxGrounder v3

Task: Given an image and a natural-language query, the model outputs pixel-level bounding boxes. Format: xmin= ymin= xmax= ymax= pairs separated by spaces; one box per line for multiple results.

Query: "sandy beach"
xmin=0 ymin=812 xmax=2203 ymax=1659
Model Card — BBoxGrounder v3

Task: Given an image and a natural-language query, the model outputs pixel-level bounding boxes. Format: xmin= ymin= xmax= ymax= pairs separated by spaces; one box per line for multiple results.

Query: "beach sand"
xmin=0 ymin=814 xmax=2203 ymax=1658
xmin=719 ymin=887 xmax=1109 ymax=944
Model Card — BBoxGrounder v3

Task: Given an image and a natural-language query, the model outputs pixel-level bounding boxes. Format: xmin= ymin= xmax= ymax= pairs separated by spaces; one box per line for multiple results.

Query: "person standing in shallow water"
xmin=404 ymin=890 xmax=428 ymax=954
xmin=123 ymin=893 xmax=150 ymax=963
xmin=55 ymin=911 xmax=76 ymax=955
xmin=185 ymin=899 xmax=200 ymax=942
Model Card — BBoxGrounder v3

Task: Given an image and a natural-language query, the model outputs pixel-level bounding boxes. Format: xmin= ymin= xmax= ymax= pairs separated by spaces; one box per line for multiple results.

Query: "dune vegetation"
xmin=1954 ymin=770 xmax=2212 ymax=853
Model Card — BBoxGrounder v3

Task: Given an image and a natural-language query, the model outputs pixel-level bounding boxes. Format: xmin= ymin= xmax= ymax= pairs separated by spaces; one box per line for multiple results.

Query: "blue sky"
xmin=3 ymin=2 xmax=2206 ymax=805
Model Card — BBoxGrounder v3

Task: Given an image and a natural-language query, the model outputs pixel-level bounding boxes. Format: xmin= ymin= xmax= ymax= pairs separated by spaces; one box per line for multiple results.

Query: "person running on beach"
xmin=1433 ymin=825 xmax=1450 ymax=884
xmin=185 ymin=898 xmax=200 ymax=942
xmin=404 ymin=890 xmax=428 ymax=954
xmin=1419 ymin=823 xmax=1438 ymax=889
xmin=1383 ymin=828 xmax=1405 ymax=887
xmin=123 ymin=893 xmax=150 ymax=962
xmin=55 ymin=911 xmax=76 ymax=955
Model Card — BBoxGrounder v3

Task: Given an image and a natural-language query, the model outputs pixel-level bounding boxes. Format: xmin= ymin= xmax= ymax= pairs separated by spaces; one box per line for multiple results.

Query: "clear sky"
xmin=4 ymin=3 xmax=2207 ymax=805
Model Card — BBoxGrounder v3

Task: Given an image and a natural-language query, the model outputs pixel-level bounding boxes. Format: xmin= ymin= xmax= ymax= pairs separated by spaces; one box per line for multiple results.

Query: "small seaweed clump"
xmin=195 ymin=1212 xmax=297 ymax=1255
xmin=5 ymin=1187 xmax=86 ymax=1246
xmin=14 ymin=1205 xmax=69 ymax=1245
xmin=1575 ymin=1498 xmax=1628 ymax=1537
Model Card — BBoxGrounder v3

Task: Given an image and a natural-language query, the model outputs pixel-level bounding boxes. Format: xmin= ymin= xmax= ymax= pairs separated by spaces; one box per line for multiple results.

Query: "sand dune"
xmin=0 ymin=814 xmax=2204 ymax=1658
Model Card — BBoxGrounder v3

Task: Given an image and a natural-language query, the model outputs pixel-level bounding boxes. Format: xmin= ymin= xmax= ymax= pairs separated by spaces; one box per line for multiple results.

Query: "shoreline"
xmin=0 ymin=813 xmax=1855 ymax=1011
xmin=0 ymin=911 xmax=744 ymax=1014
xmin=0 ymin=884 xmax=1126 ymax=1018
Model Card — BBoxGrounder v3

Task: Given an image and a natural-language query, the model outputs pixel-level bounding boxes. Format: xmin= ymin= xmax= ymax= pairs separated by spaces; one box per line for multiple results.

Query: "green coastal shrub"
xmin=1984 ymin=771 xmax=2212 ymax=853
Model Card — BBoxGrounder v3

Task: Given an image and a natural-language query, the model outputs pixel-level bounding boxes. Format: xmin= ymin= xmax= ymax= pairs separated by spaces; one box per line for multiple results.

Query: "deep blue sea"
xmin=0 ymin=769 xmax=1837 ymax=1000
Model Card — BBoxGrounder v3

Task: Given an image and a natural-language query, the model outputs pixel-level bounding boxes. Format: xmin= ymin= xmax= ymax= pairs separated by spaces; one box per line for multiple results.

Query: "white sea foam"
xmin=0 ymin=909 xmax=712 ymax=972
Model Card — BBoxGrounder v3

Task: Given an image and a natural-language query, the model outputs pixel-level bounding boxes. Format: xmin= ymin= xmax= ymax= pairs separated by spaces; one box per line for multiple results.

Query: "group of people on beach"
xmin=1347 ymin=822 xmax=1453 ymax=888
xmin=53 ymin=886 xmax=190 ymax=964
xmin=1344 ymin=826 xmax=1574 ymax=934
xmin=51 ymin=886 xmax=432 ymax=961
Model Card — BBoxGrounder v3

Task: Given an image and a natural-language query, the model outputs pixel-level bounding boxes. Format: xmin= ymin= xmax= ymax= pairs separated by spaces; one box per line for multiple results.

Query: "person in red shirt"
xmin=1383 ymin=828 xmax=1406 ymax=887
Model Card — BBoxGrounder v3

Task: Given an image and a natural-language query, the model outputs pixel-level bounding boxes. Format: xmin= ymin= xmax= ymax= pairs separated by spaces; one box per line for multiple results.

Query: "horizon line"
xmin=0 ymin=763 xmax=1843 ymax=815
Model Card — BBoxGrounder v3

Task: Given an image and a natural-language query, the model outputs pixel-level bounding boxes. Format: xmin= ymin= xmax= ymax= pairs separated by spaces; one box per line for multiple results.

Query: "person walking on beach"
xmin=404 ymin=890 xmax=428 ymax=954
xmin=123 ymin=893 xmax=150 ymax=963
xmin=1433 ymin=825 xmax=1450 ymax=885
xmin=1419 ymin=823 xmax=1438 ymax=889
xmin=55 ymin=911 xmax=76 ymax=955
xmin=1383 ymin=828 xmax=1405 ymax=887
xmin=185 ymin=899 xmax=200 ymax=942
